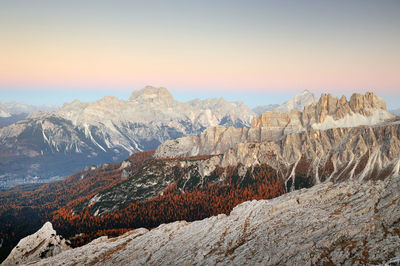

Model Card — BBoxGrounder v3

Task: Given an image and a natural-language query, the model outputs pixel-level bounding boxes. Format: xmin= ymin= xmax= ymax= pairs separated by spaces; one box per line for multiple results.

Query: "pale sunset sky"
xmin=0 ymin=0 xmax=399 ymax=107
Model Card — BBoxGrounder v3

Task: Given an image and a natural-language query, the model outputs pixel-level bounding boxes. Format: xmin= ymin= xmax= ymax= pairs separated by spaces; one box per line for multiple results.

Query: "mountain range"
xmin=156 ymin=92 xmax=394 ymax=157
xmin=0 ymin=86 xmax=256 ymax=189
xmin=0 ymin=86 xmax=319 ymax=190
xmin=76 ymin=92 xmax=398 ymax=217
xmin=0 ymin=102 xmax=58 ymax=127
xmin=1 ymin=89 xmax=399 ymax=265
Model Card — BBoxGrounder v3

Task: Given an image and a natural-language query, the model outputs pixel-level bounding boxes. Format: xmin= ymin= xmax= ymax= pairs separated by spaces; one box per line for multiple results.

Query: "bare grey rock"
xmin=34 ymin=174 xmax=400 ymax=265
xmin=2 ymin=222 xmax=70 ymax=266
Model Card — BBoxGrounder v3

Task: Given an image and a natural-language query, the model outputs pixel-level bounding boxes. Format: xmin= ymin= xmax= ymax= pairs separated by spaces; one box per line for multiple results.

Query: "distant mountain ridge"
xmin=252 ymin=104 xmax=279 ymax=115
xmin=0 ymin=86 xmax=255 ymax=189
xmin=0 ymin=102 xmax=58 ymax=127
xmin=275 ymin=89 xmax=319 ymax=113
xmin=43 ymin=86 xmax=255 ymax=129
xmin=391 ymin=108 xmax=400 ymax=116
xmin=3 ymin=102 xmax=58 ymax=115
xmin=252 ymin=90 xmax=318 ymax=115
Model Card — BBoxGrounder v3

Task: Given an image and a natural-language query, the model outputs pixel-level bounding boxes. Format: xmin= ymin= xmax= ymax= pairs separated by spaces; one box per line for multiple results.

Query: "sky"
xmin=0 ymin=0 xmax=399 ymax=108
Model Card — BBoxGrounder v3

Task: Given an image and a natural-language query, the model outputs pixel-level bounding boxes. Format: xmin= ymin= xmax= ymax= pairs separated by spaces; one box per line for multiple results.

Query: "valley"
xmin=1 ymin=90 xmax=399 ymax=265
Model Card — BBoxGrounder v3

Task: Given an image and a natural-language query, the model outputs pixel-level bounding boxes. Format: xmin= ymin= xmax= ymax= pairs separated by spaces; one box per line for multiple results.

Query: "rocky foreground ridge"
xmin=7 ymin=173 xmax=400 ymax=265
xmin=2 ymin=222 xmax=70 ymax=265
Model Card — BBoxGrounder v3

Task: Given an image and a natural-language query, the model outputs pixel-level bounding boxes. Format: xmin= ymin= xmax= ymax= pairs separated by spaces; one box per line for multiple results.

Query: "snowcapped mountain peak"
xmin=0 ymin=86 xmax=258 ymax=189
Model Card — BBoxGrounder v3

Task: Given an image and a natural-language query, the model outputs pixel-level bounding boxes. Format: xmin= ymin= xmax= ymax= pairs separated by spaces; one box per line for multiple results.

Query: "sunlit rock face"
xmin=156 ymin=92 xmax=394 ymax=159
xmin=156 ymin=92 xmax=398 ymax=192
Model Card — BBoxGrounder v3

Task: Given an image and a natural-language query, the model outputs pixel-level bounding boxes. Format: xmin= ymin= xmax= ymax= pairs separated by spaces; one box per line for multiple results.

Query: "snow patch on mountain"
xmin=0 ymin=86 xmax=257 ymax=189
xmin=0 ymin=109 xmax=11 ymax=118
xmin=312 ymin=109 xmax=394 ymax=130
xmin=119 ymin=160 xmax=131 ymax=170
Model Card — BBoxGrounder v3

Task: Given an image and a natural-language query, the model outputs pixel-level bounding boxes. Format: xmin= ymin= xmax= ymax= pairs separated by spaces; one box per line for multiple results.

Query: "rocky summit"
xmin=152 ymin=119 xmax=400 ymax=194
xmin=154 ymin=92 xmax=399 ymax=193
xmin=10 ymin=173 xmax=400 ymax=265
xmin=2 ymin=222 xmax=70 ymax=266
xmin=155 ymin=92 xmax=394 ymax=158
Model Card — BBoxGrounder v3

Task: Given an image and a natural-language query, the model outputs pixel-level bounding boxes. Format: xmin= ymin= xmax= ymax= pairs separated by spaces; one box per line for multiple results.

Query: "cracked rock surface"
xmin=30 ymin=174 xmax=400 ymax=266
xmin=2 ymin=222 xmax=70 ymax=266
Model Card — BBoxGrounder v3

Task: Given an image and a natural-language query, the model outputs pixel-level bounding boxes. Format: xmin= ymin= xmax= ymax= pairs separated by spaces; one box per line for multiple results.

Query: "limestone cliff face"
xmin=83 ymin=117 xmax=400 ymax=218
xmin=156 ymin=119 xmax=400 ymax=192
xmin=250 ymin=110 xmax=291 ymax=128
xmin=302 ymin=92 xmax=389 ymax=125
xmin=155 ymin=92 xmax=394 ymax=159
xmin=220 ymin=121 xmax=400 ymax=190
